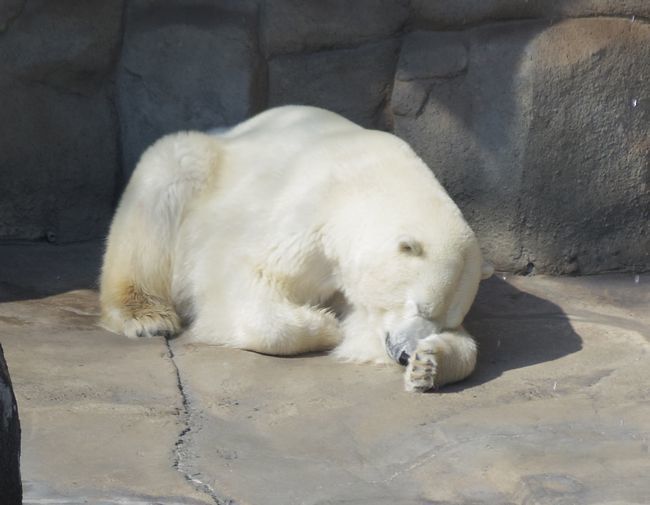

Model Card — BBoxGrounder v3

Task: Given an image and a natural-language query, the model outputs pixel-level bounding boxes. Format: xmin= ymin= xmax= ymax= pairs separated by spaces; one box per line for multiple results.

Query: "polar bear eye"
xmin=398 ymin=237 xmax=423 ymax=256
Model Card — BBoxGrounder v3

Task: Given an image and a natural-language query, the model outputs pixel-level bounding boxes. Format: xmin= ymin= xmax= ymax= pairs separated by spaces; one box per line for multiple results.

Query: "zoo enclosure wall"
xmin=1 ymin=0 xmax=648 ymax=275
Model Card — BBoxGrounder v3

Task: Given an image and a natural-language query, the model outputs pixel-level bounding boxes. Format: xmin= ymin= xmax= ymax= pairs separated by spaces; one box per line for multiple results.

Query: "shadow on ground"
xmin=457 ymin=275 xmax=583 ymax=390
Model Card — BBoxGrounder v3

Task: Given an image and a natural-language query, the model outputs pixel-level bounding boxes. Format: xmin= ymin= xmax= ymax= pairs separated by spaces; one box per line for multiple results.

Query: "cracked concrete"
xmin=0 ymin=242 xmax=648 ymax=504
xmin=165 ymin=339 xmax=233 ymax=505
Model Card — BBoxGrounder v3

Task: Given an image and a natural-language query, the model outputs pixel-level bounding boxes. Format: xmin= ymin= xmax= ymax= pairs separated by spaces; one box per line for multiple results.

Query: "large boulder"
xmin=0 ymin=0 xmax=122 ymax=242
xmin=392 ymin=18 xmax=650 ymax=274
xmin=0 ymin=343 xmax=21 ymax=505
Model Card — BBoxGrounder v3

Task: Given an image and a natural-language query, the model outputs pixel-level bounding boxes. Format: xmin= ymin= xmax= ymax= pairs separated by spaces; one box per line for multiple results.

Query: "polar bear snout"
xmin=384 ymin=316 xmax=438 ymax=365
xmin=385 ymin=332 xmax=414 ymax=365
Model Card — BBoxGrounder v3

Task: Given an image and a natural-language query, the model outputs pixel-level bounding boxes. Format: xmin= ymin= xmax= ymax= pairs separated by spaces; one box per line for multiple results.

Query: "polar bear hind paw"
xmin=103 ymin=285 xmax=181 ymax=339
xmin=121 ymin=310 xmax=180 ymax=339
xmin=403 ymin=338 xmax=441 ymax=393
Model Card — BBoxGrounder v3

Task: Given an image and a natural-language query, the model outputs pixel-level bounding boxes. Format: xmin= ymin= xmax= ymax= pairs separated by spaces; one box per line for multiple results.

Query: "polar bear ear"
xmin=398 ymin=236 xmax=423 ymax=256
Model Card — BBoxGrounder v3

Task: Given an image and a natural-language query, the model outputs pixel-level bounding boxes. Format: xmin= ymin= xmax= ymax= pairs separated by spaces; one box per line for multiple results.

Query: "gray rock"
xmin=0 ymin=0 xmax=24 ymax=33
xmin=392 ymin=19 xmax=650 ymax=274
xmin=518 ymin=18 xmax=650 ymax=274
xmin=410 ymin=0 xmax=650 ymax=29
xmin=117 ymin=0 xmax=260 ymax=177
xmin=261 ymin=0 xmax=409 ymax=56
xmin=396 ymin=31 xmax=468 ymax=81
xmin=269 ymin=39 xmax=400 ymax=128
xmin=0 ymin=343 xmax=21 ymax=505
xmin=0 ymin=0 xmax=122 ymax=242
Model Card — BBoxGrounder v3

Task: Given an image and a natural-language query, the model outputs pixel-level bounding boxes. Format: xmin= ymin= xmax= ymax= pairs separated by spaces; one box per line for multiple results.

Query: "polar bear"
xmin=100 ymin=106 xmax=492 ymax=392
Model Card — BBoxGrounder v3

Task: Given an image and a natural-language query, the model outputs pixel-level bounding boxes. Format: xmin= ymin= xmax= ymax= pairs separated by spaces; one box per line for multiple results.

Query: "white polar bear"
xmin=100 ymin=106 xmax=492 ymax=392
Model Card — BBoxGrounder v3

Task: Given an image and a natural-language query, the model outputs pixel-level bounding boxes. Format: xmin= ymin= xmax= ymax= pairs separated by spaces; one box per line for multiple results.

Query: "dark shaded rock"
xmin=392 ymin=19 xmax=650 ymax=274
xmin=0 ymin=0 xmax=24 ymax=32
xmin=0 ymin=241 xmax=103 ymax=303
xmin=0 ymin=0 xmax=123 ymax=242
xmin=269 ymin=39 xmax=400 ymax=128
xmin=0 ymin=343 xmax=21 ymax=505
xmin=262 ymin=0 xmax=409 ymax=56
xmin=391 ymin=31 xmax=469 ymax=116
xmin=117 ymin=0 xmax=261 ymax=177
xmin=396 ymin=31 xmax=468 ymax=81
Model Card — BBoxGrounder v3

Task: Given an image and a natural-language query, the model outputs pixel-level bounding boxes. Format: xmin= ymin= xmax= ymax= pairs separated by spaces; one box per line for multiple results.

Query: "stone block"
xmin=117 ymin=0 xmax=260 ymax=177
xmin=262 ymin=0 xmax=409 ymax=55
xmin=269 ymin=39 xmax=400 ymax=128
xmin=0 ymin=0 xmax=122 ymax=242
xmin=392 ymin=19 xmax=650 ymax=273
xmin=0 ymin=343 xmax=21 ymax=505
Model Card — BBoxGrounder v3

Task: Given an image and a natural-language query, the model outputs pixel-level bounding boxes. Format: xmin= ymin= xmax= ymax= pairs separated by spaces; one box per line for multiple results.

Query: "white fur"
xmin=100 ymin=106 xmax=491 ymax=391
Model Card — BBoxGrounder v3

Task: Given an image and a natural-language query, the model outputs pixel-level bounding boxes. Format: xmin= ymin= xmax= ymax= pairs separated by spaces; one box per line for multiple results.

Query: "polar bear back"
xmin=173 ymin=106 xmax=480 ymax=326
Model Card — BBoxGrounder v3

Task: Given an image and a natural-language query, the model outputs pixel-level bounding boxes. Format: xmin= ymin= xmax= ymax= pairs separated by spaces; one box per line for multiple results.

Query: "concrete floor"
xmin=0 ymin=242 xmax=648 ymax=505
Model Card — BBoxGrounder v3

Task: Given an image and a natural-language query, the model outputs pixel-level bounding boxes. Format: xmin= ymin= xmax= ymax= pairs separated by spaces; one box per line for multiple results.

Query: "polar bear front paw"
xmin=403 ymin=337 xmax=441 ymax=393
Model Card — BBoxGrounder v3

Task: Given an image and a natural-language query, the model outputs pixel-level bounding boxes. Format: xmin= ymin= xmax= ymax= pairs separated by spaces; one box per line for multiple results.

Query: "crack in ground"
xmin=164 ymin=339 xmax=235 ymax=505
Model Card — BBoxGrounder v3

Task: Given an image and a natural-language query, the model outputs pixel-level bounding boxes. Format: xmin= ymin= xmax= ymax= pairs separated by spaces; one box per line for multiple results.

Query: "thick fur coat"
xmin=100 ymin=106 xmax=492 ymax=391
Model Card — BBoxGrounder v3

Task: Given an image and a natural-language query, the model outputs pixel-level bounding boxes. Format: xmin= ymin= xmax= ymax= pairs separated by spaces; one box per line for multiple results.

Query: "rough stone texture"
xmin=0 ymin=0 xmax=24 ymax=32
xmin=1 ymin=243 xmax=648 ymax=504
xmin=395 ymin=31 xmax=468 ymax=82
xmin=1 ymin=2 xmax=648 ymax=274
xmin=261 ymin=0 xmax=409 ymax=55
xmin=0 ymin=0 xmax=122 ymax=242
xmin=269 ymin=39 xmax=400 ymax=128
xmin=0 ymin=343 xmax=22 ymax=505
xmin=392 ymin=18 xmax=650 ymax=274
xmin=118 ymin=0 xmax=261 ymax=177
xmin=410 ymin=0 xmax=650 ymax=29
xmin=519 ymin=18 xmax=650 ymax=275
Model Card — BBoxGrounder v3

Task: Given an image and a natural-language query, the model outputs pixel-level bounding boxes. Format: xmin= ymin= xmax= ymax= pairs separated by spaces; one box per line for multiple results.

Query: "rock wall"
xmin=1 ymin=0 xmax=648 ymax=274
xmin=0 ymin=343 xmax=22 ymax=504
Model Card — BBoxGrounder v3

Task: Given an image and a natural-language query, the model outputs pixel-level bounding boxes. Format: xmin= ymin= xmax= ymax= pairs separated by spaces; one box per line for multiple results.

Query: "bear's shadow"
xmin=285 ymin=275 xmax=583 ymax=392
xmin=444 ymin=275 xmax=583 ymax=391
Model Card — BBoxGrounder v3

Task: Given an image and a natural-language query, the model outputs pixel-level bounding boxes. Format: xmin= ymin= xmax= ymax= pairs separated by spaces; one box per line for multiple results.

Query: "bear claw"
xmin=404 ymin=338 xmax=440 ymax=393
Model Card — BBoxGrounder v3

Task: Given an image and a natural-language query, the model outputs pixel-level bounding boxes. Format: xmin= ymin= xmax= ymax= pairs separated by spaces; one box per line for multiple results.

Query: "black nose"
xmin=385 ymin=332 xmax=411 ymax=366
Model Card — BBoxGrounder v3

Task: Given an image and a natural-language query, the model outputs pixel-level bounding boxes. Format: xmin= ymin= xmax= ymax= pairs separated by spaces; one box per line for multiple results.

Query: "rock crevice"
xmin=165 ymin=339 xmax=235 ymax=505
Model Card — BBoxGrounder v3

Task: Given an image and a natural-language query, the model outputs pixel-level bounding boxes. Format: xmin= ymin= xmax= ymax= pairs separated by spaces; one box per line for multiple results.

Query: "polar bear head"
xmin=355 ymin=226 xmax=482 ymax=318
xmin=325 ymin=136 xmax=490 ymax=361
